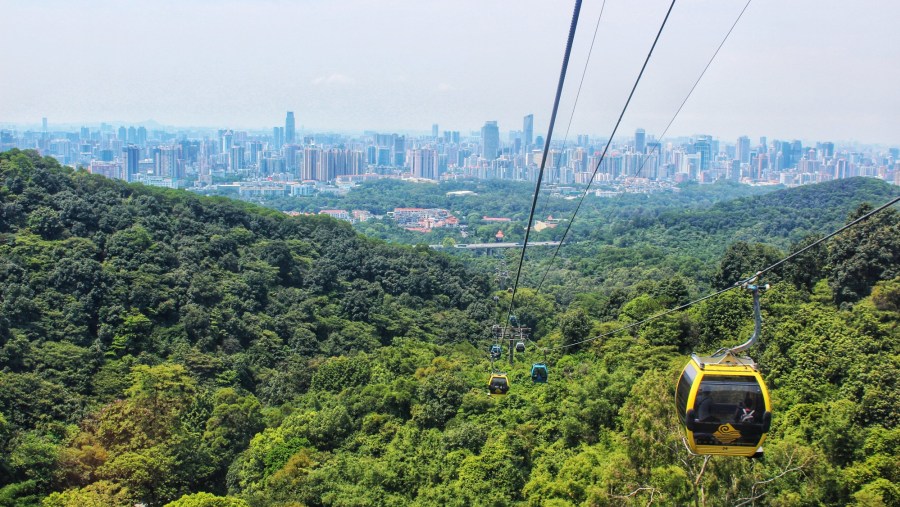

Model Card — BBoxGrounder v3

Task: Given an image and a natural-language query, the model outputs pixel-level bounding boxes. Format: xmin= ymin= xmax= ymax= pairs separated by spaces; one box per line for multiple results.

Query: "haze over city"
xmin=2 ymin=0 xmax=899 ymax=143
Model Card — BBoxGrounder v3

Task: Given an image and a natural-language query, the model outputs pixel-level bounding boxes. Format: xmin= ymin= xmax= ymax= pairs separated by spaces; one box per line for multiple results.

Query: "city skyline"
xmin=1 ymin=1 xmax=899 ymax=143
xmin=4 ymin=113 xmax=896 ymax=192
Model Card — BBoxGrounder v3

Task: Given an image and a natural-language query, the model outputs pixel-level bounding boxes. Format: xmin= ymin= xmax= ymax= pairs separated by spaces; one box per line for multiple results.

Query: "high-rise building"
xmin=393 ymin=135 xmax=406 ymax=166
xmin=283 ymin=144 xmax=299 ymax=174
xmin=285 ymin=112 xmax=296 ymax=144
xmin=302 ymin=145 xmax=320 ymax=180
xmin=432 ymin=124 xmax=439 ymax=138
xmin=118 ymin=126 xmax=127 ymax=143
xmin=273 ymin=127 xmax=284 ymax=150
xmin=445 ymin=131 xmax=460 ymax=144
xmin=635 ymin=128 xmax=646 ymax=153
xmin=42 ymin=117 xmax=48 ymax=132
xmin=482 ymin=121 xmax=500 ymax=161
xmin=412 ymin=148 xmax=438 ymax=179
xmin=523 ymin=114 xmax=534 ymax=150
xmin=791 ymin=140 xmax=803 ymax=168
xmin=156 ymin=146 xmax=178 ymax=177
xmin=693 ymin=136 xmax=712 ymax=171
xmin=248 ymin=141 xmax=263 ymax=166
xmin=737 ymin=136 xmax=751 ymax=164
xmin=284 ymin=111 xmax=297 ymax=144
xmin=230 ymin=145 xmax=245 ymax=172
xmin=124 ymin=145 xmax=140 ymax=182
xmin=780 ymin=141 xmax=792 ymax=169
xmin=320 ymin=148 xmax=354 ymax=180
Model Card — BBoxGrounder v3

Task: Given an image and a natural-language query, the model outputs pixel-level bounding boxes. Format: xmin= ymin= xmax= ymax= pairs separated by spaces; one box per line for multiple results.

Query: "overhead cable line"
xmin=534 ymin=0 xmax=678 ymax=294
xmin=540 ymin=193 xmax=900 ymax=352
xmin=754 ymin=193 xmax=900 ymax=279
xmin=536 ymin=0 xmax=608 ymax=219
xmin=630 ymin=0 xmax=752 ymax=180
xmin=503 ymin=0 xmax=583 ymax=341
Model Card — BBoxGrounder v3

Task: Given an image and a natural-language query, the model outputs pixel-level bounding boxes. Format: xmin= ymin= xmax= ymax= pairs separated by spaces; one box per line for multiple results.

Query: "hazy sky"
xmin=1 ymin=0 xmax=898 ymax=144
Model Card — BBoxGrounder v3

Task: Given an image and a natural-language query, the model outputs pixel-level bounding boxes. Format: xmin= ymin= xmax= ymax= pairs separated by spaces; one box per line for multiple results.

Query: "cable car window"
xmin=696 ymin=377 xmax=763 ymax=424
xmin=676 ymin=364 xmax=696 ymax=421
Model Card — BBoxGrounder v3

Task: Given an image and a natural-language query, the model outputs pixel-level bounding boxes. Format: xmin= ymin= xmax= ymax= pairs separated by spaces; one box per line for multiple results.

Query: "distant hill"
xmin=656 ymin=177 xmax=900 ymax=245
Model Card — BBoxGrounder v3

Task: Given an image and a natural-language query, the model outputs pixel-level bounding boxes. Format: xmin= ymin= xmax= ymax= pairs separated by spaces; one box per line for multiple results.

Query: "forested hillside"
xmin=0 ymin=149 xmax=898 ymax=506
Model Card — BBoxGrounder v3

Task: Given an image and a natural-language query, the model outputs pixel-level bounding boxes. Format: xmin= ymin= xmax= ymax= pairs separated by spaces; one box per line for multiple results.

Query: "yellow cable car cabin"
xmin=676 ymin=352 xmax=772 ymax=457
xmin=488 ymin=373 xmax=510 ymax=395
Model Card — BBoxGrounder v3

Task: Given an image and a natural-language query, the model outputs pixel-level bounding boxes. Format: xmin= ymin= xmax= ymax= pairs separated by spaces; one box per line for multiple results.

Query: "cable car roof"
xmin=691 ymin=352 xmax=758 ymax=371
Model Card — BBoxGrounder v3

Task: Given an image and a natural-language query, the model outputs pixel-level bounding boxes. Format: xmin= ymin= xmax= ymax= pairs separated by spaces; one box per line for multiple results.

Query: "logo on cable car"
xmin=713 ymin=423 xmax=741 ymax=444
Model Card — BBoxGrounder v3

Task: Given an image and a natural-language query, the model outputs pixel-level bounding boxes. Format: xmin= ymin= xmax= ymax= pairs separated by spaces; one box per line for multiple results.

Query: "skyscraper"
xmin=693 ymin=136 xmax=712 ymax=172
xmin=283 ymin=144 xmax=299 ymax=174
xmin=393 ymin=135 xmax=406 ymax=167
xmin=482 ymin=121 xmax=500 ymax=161
xmin=273 ymin=127 xmax=284 ymax=150
xmin=635 ymin=128 xmax=646 ymax=153
xmin=221 ymin=130 xmax=234 ymax=154
xmin=737 ymin=135 xmax=751 ymax=164
xmin=124 ymin=145 xmax=140 ymax=182
xmin=230 ymin=145 xmax=245 ymax=172
xmin=285 ymin=112 xmax=296 ymax=144
xmin=412 ymin=148 xmax=438 ymax=180
xmin=432 ymin=124 xmax=439 ymax=138
xmin=523 ymin=114 xmax=534 ymax=150
xmin=780 ymin=141 xmax=792 ymax=169
xmin=302 ymin=145 xmax=320 ymax=180
xmin=790 ymin=140 xmax=803 ymax=167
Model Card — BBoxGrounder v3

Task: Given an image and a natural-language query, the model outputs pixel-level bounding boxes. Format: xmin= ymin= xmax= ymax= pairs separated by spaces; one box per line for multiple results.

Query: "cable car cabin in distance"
xmin=531 ymin=363 xmax=548 ymax=383
xmin=488 ymin=373 xmax=509 ymax=395
xmin=676 ymin=352 xmax=772 ymax=457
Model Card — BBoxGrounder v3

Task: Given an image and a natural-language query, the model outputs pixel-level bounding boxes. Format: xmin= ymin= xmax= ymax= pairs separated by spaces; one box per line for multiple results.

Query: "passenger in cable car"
xmin=488 ymin=374 xmax=509 ymax=395
xmin=734 ymin=393 xmax=756 ymax=423
xmin=734 ymin=401 xmax=754 ymax=423
xmin=696 ymin=388 xmax=715 ymax=422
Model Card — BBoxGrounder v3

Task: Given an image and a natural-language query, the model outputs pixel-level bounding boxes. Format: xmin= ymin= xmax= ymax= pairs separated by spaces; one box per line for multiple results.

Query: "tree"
xmin=200 ymin=389 xmax=264 ymax=487
xmin=107 ymin=311 xmax=152 ymax=358
xmin=26 ymin=206 xmax=64 ymax=240
xmin=163 ymin=492 xmax=250 ymax=507
xmin=41 ymin=481 xmax=131 ymax=507
xmin=829 ymin=205 xmax=900 ymax=305
xmin=559 ymin=308 xmax=592 ymax=350
xmin=412 ymin=372 xmax=467 ymax=429
xmin=713 ymin=241 xmax=783 ymax=290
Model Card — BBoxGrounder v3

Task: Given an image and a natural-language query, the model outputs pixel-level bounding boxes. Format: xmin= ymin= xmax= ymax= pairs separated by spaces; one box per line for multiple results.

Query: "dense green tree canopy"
xmin=0 ymin=150 xmax=897 ymax=506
